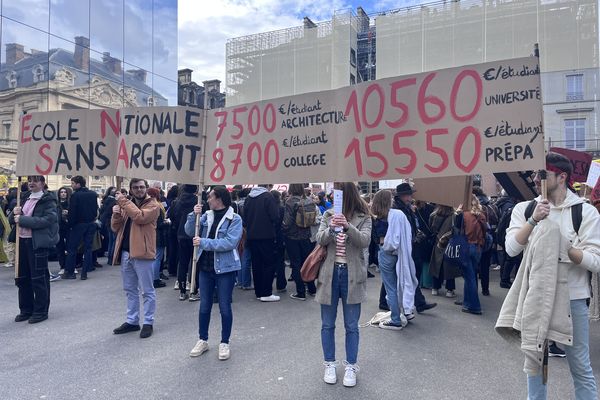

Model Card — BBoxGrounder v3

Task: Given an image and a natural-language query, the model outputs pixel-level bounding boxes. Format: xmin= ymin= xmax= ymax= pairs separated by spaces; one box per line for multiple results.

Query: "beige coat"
xmin=111 ymin=196 xmax=159 ymax=265
xmin=315 ymin=210 xmax=372 ymax=305
xmin=495 ymin=220 xmax=572 ymax=375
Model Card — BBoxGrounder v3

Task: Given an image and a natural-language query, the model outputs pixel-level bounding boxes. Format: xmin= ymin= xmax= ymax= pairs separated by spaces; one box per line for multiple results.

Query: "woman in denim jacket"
xmin=184 ymin=186 xmax=243 ymax=361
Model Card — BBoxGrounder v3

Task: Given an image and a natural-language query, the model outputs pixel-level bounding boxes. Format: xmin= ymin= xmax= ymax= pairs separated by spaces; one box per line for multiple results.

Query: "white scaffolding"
xmin=226 ymin=10 xmax=358 ymax=106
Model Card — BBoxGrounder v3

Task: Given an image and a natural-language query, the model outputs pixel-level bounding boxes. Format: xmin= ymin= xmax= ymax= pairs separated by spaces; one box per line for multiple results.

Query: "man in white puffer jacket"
xmin=503 ymin=152 xmax=600 ymax=400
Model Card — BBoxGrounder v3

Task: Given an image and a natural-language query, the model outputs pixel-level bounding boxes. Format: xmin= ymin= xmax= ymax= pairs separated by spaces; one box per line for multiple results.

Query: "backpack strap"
xmin=524 ymin=200 xmax=537 ymax=220
xmin=524 ymin=199 xmax=583 ymax=235
xmin=572 ymin=203 xmax=583 ymax=235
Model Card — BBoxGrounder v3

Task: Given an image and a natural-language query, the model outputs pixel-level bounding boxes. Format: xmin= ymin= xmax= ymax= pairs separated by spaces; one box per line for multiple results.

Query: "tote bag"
xmin=443 ymin=213 xmax=469 ymax=269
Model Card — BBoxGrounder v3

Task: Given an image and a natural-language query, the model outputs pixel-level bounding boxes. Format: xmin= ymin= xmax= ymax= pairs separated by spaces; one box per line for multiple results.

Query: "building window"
xmin=350 ymin=74 xmax=356 ymax=85
xmin=564 ymin=118 xmax=585 ymax=149
xmin=32 ymin=65 xmax=45 ymax=83
xmin=566 ymin=74 xmax=583 ymax=101
xmin=350 ymin=48 xmax=357 ymax=67
xmin=147 ymin=96 xmax=155 ymax=107
xmin=6 ymin=71 xmax=17 ymax=89
xmin=188 ymin=90 xmax=194 ymax=104
xmin=2 ymin=121 xmax=10 ymax=140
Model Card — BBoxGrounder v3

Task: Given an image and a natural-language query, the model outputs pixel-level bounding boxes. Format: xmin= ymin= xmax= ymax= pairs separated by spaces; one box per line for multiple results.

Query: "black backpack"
xmin=495 ymin=200 xmax=583 ymax=249
xmin=482 ymin=203 xmax=500 ymax=229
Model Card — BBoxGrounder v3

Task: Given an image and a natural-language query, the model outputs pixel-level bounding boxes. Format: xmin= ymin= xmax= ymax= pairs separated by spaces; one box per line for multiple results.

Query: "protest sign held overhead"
xmin=17 ymin=109 xmax=120 ymax=177
xmin=17 ymin=106 xmax=206 ymax=184
xmin=115 ymin=107 xmax=204 ymax=184
xmin=549 ymin=147 xmax=592 ymax=183
xmin=205 ymin=56 xmax=545 ymax=185
xmin=413 ymin=176 xmax=473 ymax=208
xmin=586 ymin=160 xmax=600 ymax=188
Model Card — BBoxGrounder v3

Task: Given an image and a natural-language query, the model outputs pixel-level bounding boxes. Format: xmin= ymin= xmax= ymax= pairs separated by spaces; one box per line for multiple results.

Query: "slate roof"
xmin=0 ymin=47 xmax=167 ymax=106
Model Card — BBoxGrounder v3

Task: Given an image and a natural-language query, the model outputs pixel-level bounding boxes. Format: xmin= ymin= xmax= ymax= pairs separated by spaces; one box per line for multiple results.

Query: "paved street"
xmin=1 ymin=259 xmax=599 ymax=400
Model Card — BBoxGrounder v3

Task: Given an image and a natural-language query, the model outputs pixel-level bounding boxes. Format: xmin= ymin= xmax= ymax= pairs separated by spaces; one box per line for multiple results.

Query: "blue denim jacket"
xmin=184 ymin=207 xmax=243 ymax=274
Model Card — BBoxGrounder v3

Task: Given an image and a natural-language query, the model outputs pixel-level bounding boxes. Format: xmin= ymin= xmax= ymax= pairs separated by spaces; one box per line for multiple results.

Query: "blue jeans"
xmin=120 ymin=251 xmax=156 ymax=325
xmin=462 ymin=244 xmax=481 ymax=312
xmin=527 ymin=299 xmax=597 ymax=400
xmin=198 ymin=270 xmax=237 ymax=344
xmin=152 ymin=246 xmax=165 ymax=281
xmin=65 ymin=222 xmax=96 ymax=274
xmin=320 ymin=265 xmax=361 ymax=364
xmin=378 ymin=248 xmax=401 ymax=324
xmin=107 ymin=230 xmax=116 ymax=265
xmin=237 ymin=246 xmax=252 ymax=288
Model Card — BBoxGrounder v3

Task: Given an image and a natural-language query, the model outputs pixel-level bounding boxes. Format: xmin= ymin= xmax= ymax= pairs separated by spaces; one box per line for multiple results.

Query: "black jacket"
xmin=243 ymin=188 xmax=279 ymax=240
xmin=9 ymin=191 xmax=59 ymax=249
xmin=99 ymin=196 xmax=116 ymax=227
xmin=58 ymin=200 xmax=69 ymax=234
xmin=495 ymin=196 xmax=517 ymax=216
xmin=170 ymin=192 xmax=198 ymax=239
xmin=68 ymin=187 xmax=99 ymax=226
xmin=156 ymin=207 xmax=169 ymax=247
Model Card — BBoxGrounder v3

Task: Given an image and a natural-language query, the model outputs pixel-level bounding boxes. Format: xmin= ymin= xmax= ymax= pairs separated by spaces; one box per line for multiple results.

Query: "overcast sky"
xmin=178 ymin=0 xmax=426 ymax=86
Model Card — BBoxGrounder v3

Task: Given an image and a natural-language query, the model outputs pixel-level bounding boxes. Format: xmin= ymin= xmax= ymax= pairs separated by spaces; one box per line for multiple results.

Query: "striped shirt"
xmin=335 ymin=231 xmax=347 ymax=264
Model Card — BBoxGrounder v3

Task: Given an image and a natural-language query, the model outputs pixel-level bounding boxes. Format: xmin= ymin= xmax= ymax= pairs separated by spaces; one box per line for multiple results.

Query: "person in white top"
xmin=505 ymin=152 xmax=600 ymax=400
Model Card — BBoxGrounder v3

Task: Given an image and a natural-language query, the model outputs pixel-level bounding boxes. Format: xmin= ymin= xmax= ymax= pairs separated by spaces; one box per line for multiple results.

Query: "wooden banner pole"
xmin=14 ymin=177 xmax=22 ymax=280
xmin=190 ymin=108 xmax=209 ymax=296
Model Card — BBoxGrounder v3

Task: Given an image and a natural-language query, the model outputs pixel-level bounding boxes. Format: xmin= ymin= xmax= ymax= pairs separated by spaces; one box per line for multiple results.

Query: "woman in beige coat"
xmin=315 ymin=182 xmax=371 ymax=388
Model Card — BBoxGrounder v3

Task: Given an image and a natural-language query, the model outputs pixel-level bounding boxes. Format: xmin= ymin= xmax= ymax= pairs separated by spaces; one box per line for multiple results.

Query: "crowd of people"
xmin=3 ymin=151 xmax=599 ymax=397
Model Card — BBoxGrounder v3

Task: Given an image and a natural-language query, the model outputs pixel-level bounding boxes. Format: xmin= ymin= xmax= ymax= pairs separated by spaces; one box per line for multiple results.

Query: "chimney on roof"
xmin=178 ymin=69 xmax=193 ymax=85
xmin=6 ymin=43 xmax=25 ymax=65
xmin=102 ymin=52 xmax=122 ymax=75
xmin=74 ymin=36 xmax=90 ymax=72
xmin=128 ymin=69 xmax=147 ymax=83
xmin=303 ymin=17 xmax=317 ymax=29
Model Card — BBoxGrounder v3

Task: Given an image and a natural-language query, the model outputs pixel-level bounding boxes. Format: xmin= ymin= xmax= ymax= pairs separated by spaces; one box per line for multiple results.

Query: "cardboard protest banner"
xmin=115 ymin=107 xmax=205 ymax=184
xmin=549 ymin=147 xmax=592 ymax=183
xmin=17 ymin=106 xmax=206 ymax=184
xmin=586 ymin=160 xmax=600 ymax=188
xmin=17 ymin=109 xmax=120 ymax=176
xmin=592 ymin=177 xmax=600 ymax=202
xmin=413 ymin=175 xmax=473 ymax=208
xmin=494 ymin=171 xmax=538 ymax=201
xmin=205 ymin=56 xmax=544 ymax=185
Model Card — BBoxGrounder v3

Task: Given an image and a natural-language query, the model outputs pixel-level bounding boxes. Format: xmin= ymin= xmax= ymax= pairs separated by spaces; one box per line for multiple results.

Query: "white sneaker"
xmin=431 ymin=289 xmax=438 ymax=296
xmin=405 ymin=312 xmax=415 ymax=321
xmin=174 ymin=281 xmax=179 ymax=290
xmin=189 ymin=339 xmax=209 ymax=357
xmin=58 ymin=269 xmax=65 ymax=275
xmin=323 ymin=361 xmax=338 ymax=384
xmin=259 ymin=295 xmax=280 ymax=302
xmin=342 ymin=362 xmax=359 ymax=387
xmin=446 ymin=290 xmax=456 ymax=298
xmin=218 ymin=343 xmax=230 ymax=360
